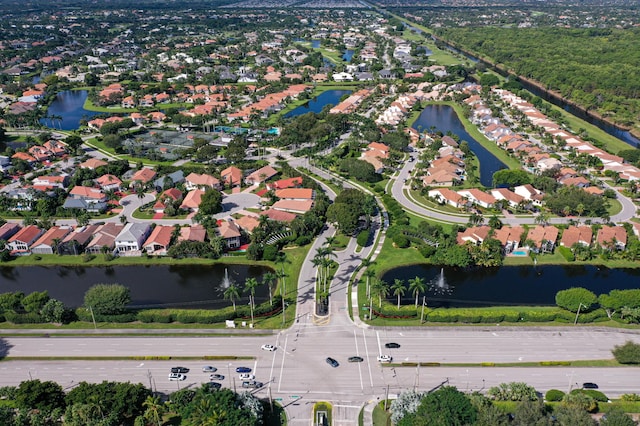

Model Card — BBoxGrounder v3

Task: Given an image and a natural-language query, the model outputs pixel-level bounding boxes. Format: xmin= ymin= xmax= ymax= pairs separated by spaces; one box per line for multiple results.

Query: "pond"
xmin=0 ymin=264 xmax=273 ymax=310
xmin=285 ymin=90 xmax=352 ymax=118
xmin=381 ymin=264 xmax=640 ymax=308
xmin=342 ymin=49 xmax=355 ymax=63
xmin=40 ymin=90 xmax=101 ymax=131
xmin=412 ymin=104 xmax=507 ymax=187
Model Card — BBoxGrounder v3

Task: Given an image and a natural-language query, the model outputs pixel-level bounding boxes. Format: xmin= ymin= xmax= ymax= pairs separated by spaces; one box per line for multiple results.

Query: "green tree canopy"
xmin=15 ymin=380 xmax=66 ymax=413
xmin=338 ymin=158 xmax=380 ymax=183
xmin=198 ymin=189 xmax=223 ymax=215
xmin=83 ymin=283 xmax=131 ymax=315
xmin=398 ymin=386 xmax=477 ymax=426
xmin=555 ymin=287 xmax=598 ymax=313
xmin=492 ymin=169 xmax=532 ymax=188
xmin=612 ymin=340 xmax=640 ymax=364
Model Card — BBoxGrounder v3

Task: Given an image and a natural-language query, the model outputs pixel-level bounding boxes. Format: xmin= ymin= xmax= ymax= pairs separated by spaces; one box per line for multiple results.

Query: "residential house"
xmin=216 ymin=220 xmax=241 ymax=249
xmin=7 ymin=225 xmax=43 ymax=254
xmin=221 ymin=166 xmax=243 ymax=188
xmin=180 ymin=189 xmax=204 ymax=212
xmin=64 ymin=186 xmax=108 ymax=213
xmin=596 ymin=225 xmax=627 ymax=251
xmin=561 ymin=226 xmax=593 ymax=248
xmin=457 ymin=226 xmax=491 ymax=246
xmin=85 ymin=223 xmax=124 ymax=254
xmin=245 ymin=165 xmax=278 ymax=186
xmin=59 ymin=224 xmax=101 ymax=255
xmin=129 ymin=167 xmax=157 ymax=188
xmin=275 ymin=188 xmax=314 ymax=201
xmin=96 ymin=174 xmax=122 ymax=192
xmin=266 ymin=176 xmax=303 ymax=191
xmin=493 ymin=226 xmax=525 ymax=253
xmin=490 ymin=188 xmax=526 ymax=209
xmin=526 ymin=225 xmax=559 ymax=253
xmin=79 ymin=158 xmax=108 ymax=170
xmin=514 ymin=184 xmax=545 ymax=206
xmin=30 ymin=226 xmax=72 ymax=255
xmin=428 ymin=188 xmax=468 ymax=209
xmin=32 ymin=175 xmax=69 ymax=189
xmin=457 ymin=189 xmax=496 ymax=209
xmin=114 ymin=223 xmax=151 ymax=255
xmin=154 ymin=188 xmax=183 ymax=213
xmin=178 ymin=225 xmax=207 ymax=243
xmin=234 ymin=215 xmax=260 ymax=234
xmin=185 ymin=172 xmax=221 ymax=191
xmin=0 ymin=223 xmax=21 ymax=242
xmin=154 ymin=170 xmax=184 ymax=192
xmin=260 ymin=209 xmax=296 ymax=223
xmin=43 ymin=140 xmax=67 ymax=157
xmin=142 ymin=225 xmax=174 ymax=256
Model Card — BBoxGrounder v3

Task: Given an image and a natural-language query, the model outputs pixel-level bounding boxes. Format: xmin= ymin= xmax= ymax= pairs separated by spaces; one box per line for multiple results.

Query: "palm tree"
xmin=223 ymin=283 xmax=240 ymax=312
xmin=392 ymin=279 xmax=406 ymax=309
xmin=363 ymin=268 xmax=376 ymax=300
xmin=324 ymin=235 xmax=336 ymax=248
xmin=408 ymin=276 xmax=426 ymax=308
xmin=244 ymin=277 xmax=259 ymax=325
xmin=143 ymin=395 xmax=165 ymax=426
xmin=261 ymin=272 xmax=277 ymax=306
xmin=372 ymin=278 xmax=389 ymax=308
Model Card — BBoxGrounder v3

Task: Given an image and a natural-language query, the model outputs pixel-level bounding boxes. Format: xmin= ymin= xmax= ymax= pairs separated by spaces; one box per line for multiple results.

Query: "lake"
xmin=0 ymin=264 xmax=273 ymax=310
xmin=381 ymin=264 xmax=640 ymax=308
xmin=285 ymin=90 xmax=352 ymax=118
xmin=413 ymin=104 xmax=507 ymax=187
xmin=343 ymin=49 xmax=355 ymax=62
xmin=40 ymin=90 xmax=101 ymax=130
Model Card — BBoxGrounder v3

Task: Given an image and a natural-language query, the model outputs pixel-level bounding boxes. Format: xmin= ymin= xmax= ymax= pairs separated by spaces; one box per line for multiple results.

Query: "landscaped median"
xmin=4 ymin=355 xmax=255 ymax=361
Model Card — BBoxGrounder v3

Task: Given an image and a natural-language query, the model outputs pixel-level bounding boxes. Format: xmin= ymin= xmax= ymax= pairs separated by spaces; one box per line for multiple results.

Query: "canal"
xmin=381 ymin=264 xmax=640 ymax=308
xmin=0 ymin=264 xmax=272 ymax=309
xmin=413 ymin=104 xmax=507 ymax=187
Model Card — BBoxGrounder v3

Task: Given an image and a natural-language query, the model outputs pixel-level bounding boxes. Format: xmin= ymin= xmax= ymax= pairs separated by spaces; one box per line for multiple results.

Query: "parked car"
xmin=377 ymin=355 xmax=393 ymax=363
xmin=239 ymin=373 xmax=255 ymax=380
xmin=210 ymin=374 xmax=225 ymax=381
xmin=242 ymin=380 xmax=263 ymax=389
xmin=261 ymin=344 xmax=277 ymax=351
xmin=582 ymin=382 xmax=599 ymax=389
xmin=236 ymin=367 xmax=252 ymax=373
xmin=202 ymin=366 xmax=217 ymax=372
xmin=206 ymin=382 xmax=222 ymax=390
xmin=326 ymin=357 xmax=339 ymax=368
xmin=385 ymin=343 xmax=401 ymax=349
xmin=348 ymin=356 xmax=364 ymax=363
xmin=171 ymin=367 xmax=189 ymax=374
xmin=168 ymin=373 xmax=186 ymax=381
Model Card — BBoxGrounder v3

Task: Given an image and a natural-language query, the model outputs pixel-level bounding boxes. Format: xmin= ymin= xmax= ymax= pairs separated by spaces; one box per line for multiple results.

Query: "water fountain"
xmin=221 ymin=268 xmax=230 ymax=289
xmin=429 ymin=268 xmax=453 ymax=295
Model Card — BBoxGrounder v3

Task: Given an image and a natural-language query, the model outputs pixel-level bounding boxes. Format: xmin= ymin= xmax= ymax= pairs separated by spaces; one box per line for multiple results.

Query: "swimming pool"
xmin=511 ymin=249 xmax=528 ymax=256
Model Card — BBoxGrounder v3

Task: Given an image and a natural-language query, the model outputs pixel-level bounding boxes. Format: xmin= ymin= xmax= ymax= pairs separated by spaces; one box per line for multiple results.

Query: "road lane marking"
xmin=353 ymin=329 xmax=364 ymax=390
xmin=277 ymin=335 xmax=288 ymax=393
xmin=363 ymin=329 xmax=374 ymax=389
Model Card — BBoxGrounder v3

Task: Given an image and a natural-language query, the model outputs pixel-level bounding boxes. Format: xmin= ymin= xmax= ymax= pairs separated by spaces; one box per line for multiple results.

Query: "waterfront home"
xmin=30 ymin=226 xmax=72 ymax=255
xmin=178 ymin=224 xmax=207 ymax=243
xmin=114 ymin=223 xmax=152 ymax=256
xmin=59 ymin=224 xmax=102 ymax=255
xmin=275 ymin=188 xmax=314 ymax=201
xmin=526 ymin=225 xmax=559 ymax=253
xmin=514 ymin=184 xmax=545 ymax=206
xmin=7 ymin=225 xmax=43 ymax=255
xmin=85 ymin=223 xmax=124 ymax=254
xmin=493 ymin=226 xmax=525 ymax=253
xmin=561 ymin=226 xmax=593 ymax=248
xmin=216 ymin=220 xmax=241 ymax=249
xmin=457 ymin=226 xmax=491 ymax=245
xmin=143 ymin=225 xmax=174 ymax=256
xmin=0 ymin=223 xmax=21 ymax=242
xmin=596 ymin=225 xmax=627 ymax=251
xmin=234 ymin=215 xmax=260 ymax=234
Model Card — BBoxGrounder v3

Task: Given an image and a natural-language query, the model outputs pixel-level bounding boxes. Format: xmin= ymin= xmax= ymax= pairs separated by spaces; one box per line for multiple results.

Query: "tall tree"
xmin=392 ymin=279 xmax=406 ymax=309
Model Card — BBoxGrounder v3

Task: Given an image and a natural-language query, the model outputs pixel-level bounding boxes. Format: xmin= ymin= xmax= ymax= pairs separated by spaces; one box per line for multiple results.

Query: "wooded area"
xmin=435 ymin=27 xmax=640 ymax=129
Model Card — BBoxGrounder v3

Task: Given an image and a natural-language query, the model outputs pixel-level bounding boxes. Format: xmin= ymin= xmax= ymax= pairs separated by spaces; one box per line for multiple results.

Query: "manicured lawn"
xmin=372 ymin=401 xmax=392 ymax=426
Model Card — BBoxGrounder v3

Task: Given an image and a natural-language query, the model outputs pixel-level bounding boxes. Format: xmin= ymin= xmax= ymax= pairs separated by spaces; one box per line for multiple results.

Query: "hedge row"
xmin=370 ymin=306 xmax=609 ymax=324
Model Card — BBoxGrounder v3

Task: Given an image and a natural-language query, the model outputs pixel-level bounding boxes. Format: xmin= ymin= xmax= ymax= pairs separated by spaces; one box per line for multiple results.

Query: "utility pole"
xmin=384 ymin=384 xmax=390 ymax=411
xmin=89 ymin=306 xmax=97 ymax=330
xmin=574 ymin=303 xmax=587 ymax=325
xmin=420 ymin=296 xmax=427 ymax=323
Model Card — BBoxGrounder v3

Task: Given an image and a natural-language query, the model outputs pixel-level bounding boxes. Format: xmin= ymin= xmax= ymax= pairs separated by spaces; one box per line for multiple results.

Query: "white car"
xmin=239 ymin=373 xmax=255 ymax=380
xmin=202 ymin=366 xmax=217 ymax=372
xmin=261 ymin=344 xmax=276 ymax=352
xmin=377 ymin=355 xmax=393 ymax=363
xmin=168 ymin=373 xmax=186 ymax=381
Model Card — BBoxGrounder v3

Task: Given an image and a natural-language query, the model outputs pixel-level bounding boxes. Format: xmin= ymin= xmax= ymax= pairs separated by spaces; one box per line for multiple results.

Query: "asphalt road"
xmin=2 ymin=327 xmax=640 ymax=424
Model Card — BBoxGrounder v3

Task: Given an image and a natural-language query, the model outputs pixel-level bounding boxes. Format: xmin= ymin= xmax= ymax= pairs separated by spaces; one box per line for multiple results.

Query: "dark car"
xmin=348 ymin=356 xmax=364 ymax=363
xmin=235 ymin=367 xmax=252 ymax=373
xmin=326 ymin=357 xmax=339 ymax=368
xmin=582 ymin=382 xmax=599 ymax=389
xmin=385 ymin=343 xmax=401 ymax=349
xmin=171 ymin=367 xmax=189 ymax=374
xmin=205 ymin=382 xmax=222 ymax=390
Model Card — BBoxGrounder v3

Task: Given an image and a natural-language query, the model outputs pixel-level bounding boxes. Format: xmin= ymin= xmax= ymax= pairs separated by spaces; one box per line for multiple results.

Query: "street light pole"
xmin=574 ymin=303 xmax=588 ymax=325
xmin=420 ymin=296 xmax=427 ymax=324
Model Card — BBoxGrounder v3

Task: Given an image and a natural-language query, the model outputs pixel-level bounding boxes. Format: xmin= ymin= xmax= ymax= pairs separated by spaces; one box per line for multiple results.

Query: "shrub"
xmin=620 ymin=393 xmax=640 ymax=401
xmin=545 ymin=389 xmax=565 ymax=402
xmin=137 ymin=310 xmax=174 ymax=323
xmin=520 ymin=310 xmax=556 ymax=322
xmin=294 ymin=235 xmax=311 ymax=246
xmin=4 ymin=312 xmax=42 ymax=324
xmin=425 ymin=310 xmax=458 ymax=322
xmin=501 ymin=311 xmax=523 ymax=322
xmin=555 ymin=287 xmax=598 ymax=313
xmin=356 ymin=230 xmax=369 ymax=247
xmin=393 ymin=234 xmax=410 ymax=248
xmin=262 ymin=245 xmax=278 ymax=261
xmin=612 ymin=340 xmax=640 ymax=364
xmin=575 ymin=389 xmax=608 ymax=402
